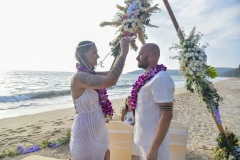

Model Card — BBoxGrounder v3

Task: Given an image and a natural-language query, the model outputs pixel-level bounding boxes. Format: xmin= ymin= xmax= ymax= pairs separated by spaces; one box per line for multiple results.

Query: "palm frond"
xmin=115 ymin=27 xmax=122 ymax=34
xmin=116 ymin=4 xmax=126 ymax=11
xmin=187 ymin=27 xmax=196 ymax=40
xmin=146 ymin=4 xmax=161 ymax=14
xmin=138 ymin=30 xmax=146 ymax=44
xmin=99 ymin=21 xmax=121 ymax=27
xmin=143 ymin=23 xmax=158 ymax=28
xmin=110 ymin=35 xmax=122 ymax=47
xmin=206 ymin=65 xmax=218 ymax=79
xmin=144 ymin=2 xmax=151 ymax=8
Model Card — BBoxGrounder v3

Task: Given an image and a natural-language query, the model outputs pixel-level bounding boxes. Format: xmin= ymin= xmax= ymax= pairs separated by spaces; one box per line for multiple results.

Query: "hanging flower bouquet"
xmin=170 ymin=27 xmax=240 ymax=160
xmin=170 ymin=27 xmax=222 ymax=114
xmin=100 ymin=0 xmax=161 ymax=58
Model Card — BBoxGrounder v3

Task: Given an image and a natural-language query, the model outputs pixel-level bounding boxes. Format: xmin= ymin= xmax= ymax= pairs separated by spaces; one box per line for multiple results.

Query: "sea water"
xmin=0 ymin=70 xmax=226 ymax=119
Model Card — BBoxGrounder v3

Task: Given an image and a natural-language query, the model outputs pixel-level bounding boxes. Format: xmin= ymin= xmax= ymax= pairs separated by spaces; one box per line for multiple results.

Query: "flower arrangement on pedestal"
xmin=100 ymin=0 xmax=161 ymax=58
xmin=214 ymin=129 xmax=240 ymax=160
xmin=170 ymin=27 xmax=240 ymax=160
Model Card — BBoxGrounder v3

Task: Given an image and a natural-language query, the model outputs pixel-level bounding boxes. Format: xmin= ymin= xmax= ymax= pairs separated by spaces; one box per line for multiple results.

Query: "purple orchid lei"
xmin=76 ymin=63 xmax=113 ymax=120
xmin=130 ymin=64 xmax=167 ymax=109
xmin=17 ymin=145 xmax=41 ymax=154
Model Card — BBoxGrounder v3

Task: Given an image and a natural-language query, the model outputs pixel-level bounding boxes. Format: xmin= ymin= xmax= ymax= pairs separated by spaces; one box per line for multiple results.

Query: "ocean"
xmin=0 ymin=70 xmax=226 ymax=119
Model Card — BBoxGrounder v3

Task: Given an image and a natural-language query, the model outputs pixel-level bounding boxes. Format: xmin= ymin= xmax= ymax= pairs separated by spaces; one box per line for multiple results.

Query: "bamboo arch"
xmin=162 ymin=0 xmax=225 ymax=134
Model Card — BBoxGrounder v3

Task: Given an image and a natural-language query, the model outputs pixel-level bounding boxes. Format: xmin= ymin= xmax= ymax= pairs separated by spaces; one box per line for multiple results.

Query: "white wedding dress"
xmin=70 ymin=89 xmax=109 ymax=160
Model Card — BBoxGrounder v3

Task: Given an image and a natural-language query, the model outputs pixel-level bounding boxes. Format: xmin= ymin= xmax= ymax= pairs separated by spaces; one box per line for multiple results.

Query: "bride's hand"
xmin=120 ymin=37 xmax=130 ymax=56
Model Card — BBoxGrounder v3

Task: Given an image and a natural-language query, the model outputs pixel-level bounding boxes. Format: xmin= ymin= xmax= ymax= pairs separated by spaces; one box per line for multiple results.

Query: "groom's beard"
xmin=138 ymin=56 xmax=150 ymax=69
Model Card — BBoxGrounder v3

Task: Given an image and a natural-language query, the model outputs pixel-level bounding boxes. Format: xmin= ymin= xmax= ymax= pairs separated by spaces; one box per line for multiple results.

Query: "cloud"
xmin=144 ymin=0 xmax=240 ymax=68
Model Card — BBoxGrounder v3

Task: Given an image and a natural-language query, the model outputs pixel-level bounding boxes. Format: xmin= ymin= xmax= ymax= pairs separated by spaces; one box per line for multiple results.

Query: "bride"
xmin=69 ymin=37 xmax=130 ymax=160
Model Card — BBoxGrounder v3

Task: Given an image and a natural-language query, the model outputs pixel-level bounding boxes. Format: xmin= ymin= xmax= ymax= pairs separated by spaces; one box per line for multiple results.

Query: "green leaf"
xmin=206 ymin=65 xmax=218 ymax=79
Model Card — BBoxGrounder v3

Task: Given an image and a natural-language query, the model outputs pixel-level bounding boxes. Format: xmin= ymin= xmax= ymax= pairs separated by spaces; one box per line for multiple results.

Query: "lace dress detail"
xmin=70 ymin=89 xmax=109 ymax=160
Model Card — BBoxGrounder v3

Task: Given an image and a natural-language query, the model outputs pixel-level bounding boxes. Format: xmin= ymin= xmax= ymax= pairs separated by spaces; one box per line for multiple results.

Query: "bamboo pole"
xmin=162 ymin=0 xmax=225 ymax=134
xmin=211 ymin=112 xmax=225 ymax=133
xmin=162 ymin=0 xmax=183 ymax=39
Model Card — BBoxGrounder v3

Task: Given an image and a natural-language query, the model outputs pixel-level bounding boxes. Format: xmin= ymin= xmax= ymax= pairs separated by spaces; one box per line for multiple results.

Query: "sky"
xmin=0 ymin=0 xmax=239 ymax=73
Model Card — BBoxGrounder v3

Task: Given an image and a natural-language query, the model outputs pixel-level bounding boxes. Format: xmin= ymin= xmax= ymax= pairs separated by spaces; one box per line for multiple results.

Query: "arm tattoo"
xmin=77 ymin=73 xmax=102 ymax=86
xmin=107 ymin=55 xmax=126 ymax=81
xmin=76 ymin=55 xmax=126 ymax=86
xmin=95 ymin=71 xmax=109 ymax=76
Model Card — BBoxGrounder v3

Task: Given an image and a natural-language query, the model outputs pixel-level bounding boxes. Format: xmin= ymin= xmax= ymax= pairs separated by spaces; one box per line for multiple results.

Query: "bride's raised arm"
xmin=95 ymin=71 xmax=109 ymax=76
xmin=72 ymin=37 xmax=130 ymax=89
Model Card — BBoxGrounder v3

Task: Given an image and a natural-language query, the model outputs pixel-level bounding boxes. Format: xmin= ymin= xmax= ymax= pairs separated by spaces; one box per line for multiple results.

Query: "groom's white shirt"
xmin=134 ymin=70 xmax=175 ymax=146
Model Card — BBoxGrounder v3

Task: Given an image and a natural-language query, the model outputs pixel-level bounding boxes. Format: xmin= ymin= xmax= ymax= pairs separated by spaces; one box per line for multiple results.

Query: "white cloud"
xmin=146 ymin=0 xmax=240 ymax=69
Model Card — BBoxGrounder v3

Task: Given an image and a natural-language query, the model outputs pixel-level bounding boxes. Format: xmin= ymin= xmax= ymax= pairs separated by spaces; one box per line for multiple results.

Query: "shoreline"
xmin=0 ymin=78 xmax=239 ymax=160
xmin=0 ymin=88 xmax=184 ymax=121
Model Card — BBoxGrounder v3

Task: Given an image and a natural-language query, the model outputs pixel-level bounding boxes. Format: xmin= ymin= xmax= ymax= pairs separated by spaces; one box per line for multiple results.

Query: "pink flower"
xmin=122 ymin=15 xmax=128 ymax=20
xmin=130 ymin=64 xmax=167 ymax=109
xmin=134 ymin=10 xmax=140 ymax=16
xmin=122 ymin=31 xmax=131 ymax=36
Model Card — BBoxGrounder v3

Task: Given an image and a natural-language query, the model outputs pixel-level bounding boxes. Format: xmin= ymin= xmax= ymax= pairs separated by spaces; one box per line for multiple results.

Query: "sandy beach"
xmin=0 ymin=78 xmax=239 ymax=160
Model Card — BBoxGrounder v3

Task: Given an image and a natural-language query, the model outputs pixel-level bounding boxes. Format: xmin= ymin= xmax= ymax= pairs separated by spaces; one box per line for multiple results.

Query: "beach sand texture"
xmin=0 ymin=78 xmax=239 ymax=160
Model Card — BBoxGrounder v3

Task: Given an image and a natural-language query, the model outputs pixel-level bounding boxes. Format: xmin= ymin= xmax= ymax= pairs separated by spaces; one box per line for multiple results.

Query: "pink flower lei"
xmin=130 ymin=64 xmax=167 ymax=110
xmin=76 ymin=63 xmax=113 ymax=120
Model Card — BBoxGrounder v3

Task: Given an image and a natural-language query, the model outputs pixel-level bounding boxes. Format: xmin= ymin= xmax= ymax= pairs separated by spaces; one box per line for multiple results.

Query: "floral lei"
xmin=76 ymin=63 xmax=113 ymax=120
xmin=130 ymin=64 xmax=167 ymax=109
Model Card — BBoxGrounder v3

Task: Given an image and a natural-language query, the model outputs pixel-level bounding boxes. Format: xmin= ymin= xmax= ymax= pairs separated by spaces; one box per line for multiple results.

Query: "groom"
xmin=132 ymin=43 xmax=175 ymax=160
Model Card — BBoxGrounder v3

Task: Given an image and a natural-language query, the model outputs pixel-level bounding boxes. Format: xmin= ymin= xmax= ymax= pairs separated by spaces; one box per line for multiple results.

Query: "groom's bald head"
xmin=144 ymin=43 xmax=160 ymax=59
xmin=137 ymin=43 xmax=161 ymax=71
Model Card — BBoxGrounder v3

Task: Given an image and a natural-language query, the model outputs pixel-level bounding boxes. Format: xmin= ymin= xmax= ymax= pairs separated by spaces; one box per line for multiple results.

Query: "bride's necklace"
xmin=76 ymin=64 xmax=113 ymax=121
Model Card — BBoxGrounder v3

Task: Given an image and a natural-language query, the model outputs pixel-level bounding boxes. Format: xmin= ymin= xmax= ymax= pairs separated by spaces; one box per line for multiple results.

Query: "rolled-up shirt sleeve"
xmin=150 ymin=75 xmax=175 ymax=103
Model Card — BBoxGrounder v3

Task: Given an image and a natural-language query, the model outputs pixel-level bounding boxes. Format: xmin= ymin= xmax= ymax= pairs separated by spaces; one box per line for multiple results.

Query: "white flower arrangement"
xmin=171 ymin=29 xmax=208 ymax=79
xmin=122 ymin=18 xmax=143 ymax=34
xmin=170 ymin=27 xmax=221 ymax=113
xmin=171 ymin=27 xmax=240 ymax=159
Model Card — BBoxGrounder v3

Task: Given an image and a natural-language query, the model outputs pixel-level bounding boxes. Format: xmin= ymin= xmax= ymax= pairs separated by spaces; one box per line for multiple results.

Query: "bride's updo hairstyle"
xmin=75 ymin=41 xmax=94 ymax=67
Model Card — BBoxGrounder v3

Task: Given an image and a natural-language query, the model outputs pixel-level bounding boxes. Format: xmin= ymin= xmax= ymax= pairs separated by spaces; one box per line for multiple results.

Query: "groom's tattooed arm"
xmin=74 ymin=55 xmax=126 ymax=89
